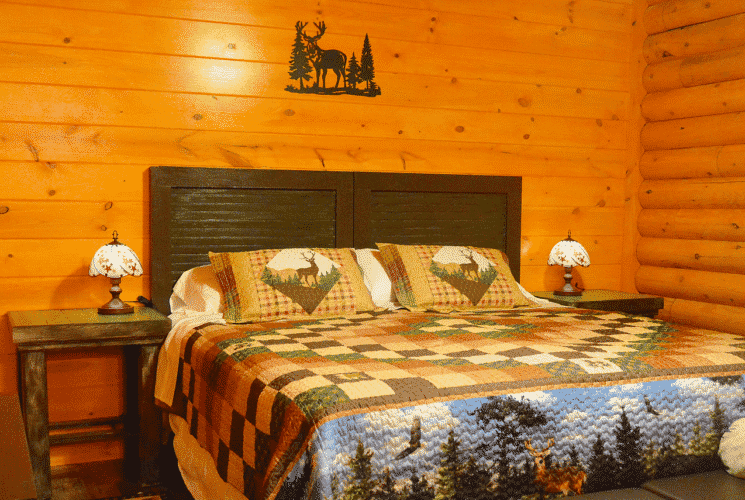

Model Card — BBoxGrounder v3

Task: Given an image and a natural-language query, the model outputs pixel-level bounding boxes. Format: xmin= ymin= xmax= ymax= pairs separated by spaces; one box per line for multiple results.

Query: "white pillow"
xmin=169 ymin=265 xmax=224 ymax=315
xmin=720 ymin=417 xmax=745 ymax=478
xmin=354 ymin=249 xmax=399 ymax=310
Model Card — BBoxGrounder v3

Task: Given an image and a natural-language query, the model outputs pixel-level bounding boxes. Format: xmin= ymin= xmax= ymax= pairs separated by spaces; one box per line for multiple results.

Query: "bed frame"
xmin=149 ymin=167 xmax=522 ymax=315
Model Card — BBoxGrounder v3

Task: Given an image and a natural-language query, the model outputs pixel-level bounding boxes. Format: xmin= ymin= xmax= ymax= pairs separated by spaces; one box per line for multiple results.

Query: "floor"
xmin=50 ymin=443 xmax=194 ymax=500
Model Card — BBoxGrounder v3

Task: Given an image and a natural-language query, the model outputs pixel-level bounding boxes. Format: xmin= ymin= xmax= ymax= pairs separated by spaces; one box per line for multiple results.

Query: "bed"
xmin=149 ymin=166 xmax=745 ymax=500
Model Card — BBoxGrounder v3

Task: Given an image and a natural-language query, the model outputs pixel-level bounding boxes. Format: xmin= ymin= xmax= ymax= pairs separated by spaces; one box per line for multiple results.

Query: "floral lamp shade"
xmin=89 ymin=231 xmax=143 ymax=314
xmin=547 ymin=231 xmax=590 ymax=296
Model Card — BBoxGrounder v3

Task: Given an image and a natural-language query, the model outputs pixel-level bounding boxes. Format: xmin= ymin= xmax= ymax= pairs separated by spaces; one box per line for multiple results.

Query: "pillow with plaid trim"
xmin=209 ymin=247 xmax=377 ymax=323
xmin=375 ymin=243 xmax=530 ymax=312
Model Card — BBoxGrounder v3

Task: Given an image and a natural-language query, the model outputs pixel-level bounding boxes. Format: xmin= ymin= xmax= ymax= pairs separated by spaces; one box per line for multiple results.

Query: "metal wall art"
xmin=287 ymin=21 xmax=381 ymax=97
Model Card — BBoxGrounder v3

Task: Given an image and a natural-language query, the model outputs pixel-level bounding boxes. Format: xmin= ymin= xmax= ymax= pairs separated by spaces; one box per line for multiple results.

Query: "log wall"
xmin=0 ymin=0 xmax=639 ymax=464
xmin=638 ymin=0 xmax=745 ymax=334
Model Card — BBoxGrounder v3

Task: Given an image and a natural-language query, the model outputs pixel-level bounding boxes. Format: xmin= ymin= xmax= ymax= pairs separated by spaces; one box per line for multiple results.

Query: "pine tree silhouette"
xmin=470 ymin=396 xmax=547 ymax=490
xmin=434 ymin=429 xmax=461 ymax=500
xmin=289 ymin=22 xmax=313 ymax=89
xmin=360 ymin=34 xmax=378 ymax=95
xmin=374 ymin=468 xmax=398 ymax=500
xmin=459 ymin=456 xmax=492 ymax=499
xmin=586 ymin=434 xmax=619 ymax=493
xmin=406 ymin=472 xmax=434 ymax=500
xmin=710 ymin=397 xmax=727 ymax=444
xmin=346 ymin=52 xmax=362 ymax=90
xmin=343 ymin=439 xmax=376 ymax=500
xmin=614 ymin=407 xmax=646 ymax=487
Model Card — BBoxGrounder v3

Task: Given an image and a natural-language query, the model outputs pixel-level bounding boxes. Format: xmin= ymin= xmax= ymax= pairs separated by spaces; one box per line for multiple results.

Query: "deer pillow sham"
xmin=209 ymin=247 xmax=377 ymax=323
xmin=376 ymin=243 xmax=530 ymax=312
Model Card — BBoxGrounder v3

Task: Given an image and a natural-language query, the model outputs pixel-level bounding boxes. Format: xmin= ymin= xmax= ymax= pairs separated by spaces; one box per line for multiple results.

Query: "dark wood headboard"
xmin=149 ymin=167 xmax=521 ymax=315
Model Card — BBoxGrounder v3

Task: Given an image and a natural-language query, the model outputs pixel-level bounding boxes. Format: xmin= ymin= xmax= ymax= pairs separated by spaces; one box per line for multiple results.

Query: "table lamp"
xmin=89 ymin=231 xmax=143 ymax=314
xmin=547 ymin=230 xmax=590 ymax=296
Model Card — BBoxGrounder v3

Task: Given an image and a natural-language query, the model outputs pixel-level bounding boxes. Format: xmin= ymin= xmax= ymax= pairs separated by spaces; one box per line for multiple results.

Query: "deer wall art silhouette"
xmin=287 ymin=21 xmax=381 ymax=96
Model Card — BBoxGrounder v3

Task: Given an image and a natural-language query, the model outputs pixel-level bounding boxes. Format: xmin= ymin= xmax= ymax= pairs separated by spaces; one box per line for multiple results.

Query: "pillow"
xmin=170 ymin=265 xmax=224 ymax=315
xmin=353 ymin=248 xmax=400 ymax=310
xmin=209 ymin=247 xmax=377 ymax=323
xmin=376 ymin=243 xmax=530 ymax=312
xmin=720 ymin=417 xmax=745 ymax=478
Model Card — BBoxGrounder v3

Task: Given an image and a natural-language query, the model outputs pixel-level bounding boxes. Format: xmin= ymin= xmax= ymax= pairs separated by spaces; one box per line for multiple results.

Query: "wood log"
xmin=640 ymin=144 xmax=745 ymax=179
xmin=643 ymin=12 xmax=745 ymax=64
xmin=641 ymin=78 xmax=745 ymax=121
xmin=643 ymin=46 xmax=745 ymax=92
xmin=637 ymin=208 xmax=745 ymax=240
xmin=656 ymin=297 xmax=745 ymax=335
xmin=637 ymin=237 xmax=745 ymax=274
xmin=644 ymin=0 xmax=745 ymax=35
xmin=640 ymin=111 xmax=745 ymax=150
xmin=639 ymin=177 xmax=745 ymax=209
xmin=635 ymin=265 xmax=745 ymax=307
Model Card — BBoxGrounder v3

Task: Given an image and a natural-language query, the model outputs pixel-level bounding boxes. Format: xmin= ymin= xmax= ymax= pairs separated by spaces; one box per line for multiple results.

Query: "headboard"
xmin=149 ymin=167 xmax=522 ymax=315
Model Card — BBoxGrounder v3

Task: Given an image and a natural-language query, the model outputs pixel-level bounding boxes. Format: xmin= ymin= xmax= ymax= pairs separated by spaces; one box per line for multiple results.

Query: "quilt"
xmin=162 ymin=308 xmax=745 ymax=500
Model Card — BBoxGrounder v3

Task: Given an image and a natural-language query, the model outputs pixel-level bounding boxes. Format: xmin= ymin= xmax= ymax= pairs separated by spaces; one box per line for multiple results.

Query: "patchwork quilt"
xmin=162 ymin=308 xmax=745 ymax=500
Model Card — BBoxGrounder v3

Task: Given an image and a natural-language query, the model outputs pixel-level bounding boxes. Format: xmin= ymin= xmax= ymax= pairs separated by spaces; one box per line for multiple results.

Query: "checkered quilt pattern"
xmin=166 ymin=308 xmax=745 ymax=500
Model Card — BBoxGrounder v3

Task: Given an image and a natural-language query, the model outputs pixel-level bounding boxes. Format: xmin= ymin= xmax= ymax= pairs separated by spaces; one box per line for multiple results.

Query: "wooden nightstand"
xmin=9 ymin=307 xmax=171 ymax=500
xmin=531 ymin=289 xmax=664 ymax=318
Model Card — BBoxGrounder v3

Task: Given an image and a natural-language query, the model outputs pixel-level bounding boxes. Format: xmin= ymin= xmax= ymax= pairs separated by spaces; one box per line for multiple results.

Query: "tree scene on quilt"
xmin=312 ymin=376 xmax=745 ymax=499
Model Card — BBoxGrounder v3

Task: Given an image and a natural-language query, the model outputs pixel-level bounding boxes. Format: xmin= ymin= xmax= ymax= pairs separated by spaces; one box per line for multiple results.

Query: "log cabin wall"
xmin=0 ymin=0 xmax=639 ymax=464
xmin=637 ymin=0 xmax=745 ymax=334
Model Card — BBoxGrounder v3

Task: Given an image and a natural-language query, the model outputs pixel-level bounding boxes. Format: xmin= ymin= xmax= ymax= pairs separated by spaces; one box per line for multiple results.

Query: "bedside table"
xmin=9 ymin=307 xmax=171 ymax=500
xmin=531 ymin=290 xmax=664 ymax=318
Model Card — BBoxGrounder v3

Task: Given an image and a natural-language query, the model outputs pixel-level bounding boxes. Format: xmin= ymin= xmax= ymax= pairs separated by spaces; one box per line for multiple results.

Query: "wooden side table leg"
xmin=20 ymin=351 xmax=51 ymax=500
xmin=124 ymin=344 xmax=162 ymax=487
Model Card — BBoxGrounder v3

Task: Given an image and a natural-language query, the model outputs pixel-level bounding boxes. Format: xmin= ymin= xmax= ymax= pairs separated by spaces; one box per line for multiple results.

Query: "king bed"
xmin=149 ymin=166 xmax=745 ymax=500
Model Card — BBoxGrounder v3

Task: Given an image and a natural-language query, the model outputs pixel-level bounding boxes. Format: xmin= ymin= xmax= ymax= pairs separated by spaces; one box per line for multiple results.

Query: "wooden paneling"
xmin=636 ymin=1 xmax=745 ymax=332
xmin=0 ymin=0 xmax=636 ymax=464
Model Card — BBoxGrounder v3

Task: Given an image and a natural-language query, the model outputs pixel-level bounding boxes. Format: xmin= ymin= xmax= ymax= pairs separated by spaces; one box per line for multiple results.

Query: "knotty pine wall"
xmin=637 ymin=0 xmax=745 ymax=334
xmin=0 ymin=0 xmax=641 ymax=464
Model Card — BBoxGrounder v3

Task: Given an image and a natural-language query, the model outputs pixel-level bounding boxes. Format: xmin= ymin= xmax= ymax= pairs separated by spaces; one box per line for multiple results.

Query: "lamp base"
xmin=553 ymin=266 xmax=583 ymax=296
xmin=97 ymin=277 xmax=134 ymax=315
xmin=98 ymin=297 xmax=134 ymax=315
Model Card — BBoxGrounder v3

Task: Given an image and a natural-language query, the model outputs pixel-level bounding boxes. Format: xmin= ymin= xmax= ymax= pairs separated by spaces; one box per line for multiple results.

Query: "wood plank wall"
xmin=637 ymin=0 xmax=745 ymax=334
xmin=0 ymin=0 xmax=638 ymax=464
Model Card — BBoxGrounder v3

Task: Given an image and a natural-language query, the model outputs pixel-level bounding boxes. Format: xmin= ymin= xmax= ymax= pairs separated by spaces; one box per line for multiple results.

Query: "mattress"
xmin=156 ymin=307 xmax=745 ymax=500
